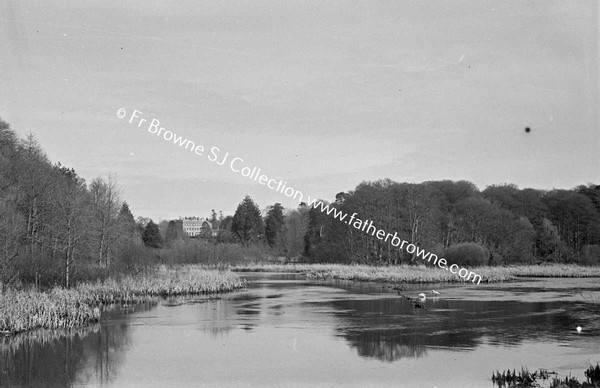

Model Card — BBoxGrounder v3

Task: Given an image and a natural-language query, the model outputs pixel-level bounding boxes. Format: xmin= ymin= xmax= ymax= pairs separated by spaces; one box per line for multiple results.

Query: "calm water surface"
xmin=1 ymin=273 xmax=599 ymax=387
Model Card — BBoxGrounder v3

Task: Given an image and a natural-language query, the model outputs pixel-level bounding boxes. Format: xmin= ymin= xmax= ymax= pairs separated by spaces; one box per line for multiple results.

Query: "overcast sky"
xmin=1 ymin=1 xmax=598 ymax=221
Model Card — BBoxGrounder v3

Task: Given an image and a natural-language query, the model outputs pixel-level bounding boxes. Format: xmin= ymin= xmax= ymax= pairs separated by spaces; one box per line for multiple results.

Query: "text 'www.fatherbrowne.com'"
xmin=305 ymin=199 xmax=482 ymax=284
xmin=117 ymin=107 xmax=483 ymax=284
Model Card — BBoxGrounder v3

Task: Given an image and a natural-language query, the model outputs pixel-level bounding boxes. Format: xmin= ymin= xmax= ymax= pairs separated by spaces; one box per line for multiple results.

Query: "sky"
xmin=1 ymin=0 xmax=598 ymax=221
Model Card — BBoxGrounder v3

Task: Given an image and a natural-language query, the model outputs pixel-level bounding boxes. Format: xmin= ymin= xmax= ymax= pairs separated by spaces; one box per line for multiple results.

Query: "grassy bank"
xmin=0 ymin=266 xmax=245 ymax=336
xmin=232 ymin=263 xmax=600 ymax=284
xmin=233 ymin=263 xmax=509 ymax=283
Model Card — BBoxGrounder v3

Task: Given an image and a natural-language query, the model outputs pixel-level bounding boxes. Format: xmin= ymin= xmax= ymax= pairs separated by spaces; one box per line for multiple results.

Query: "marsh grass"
xmin=232 ymin=263 xmax=600 ymax=285
xmin=0 ymin=266 xmax=245 ymax=335
xmin=585 ymin=364 xmax=600 ymax=385
xmin=491 ymin=367 xmax=540 ymax=387
xmin=234 ymin=263 xmax=502 ymax=283
xmin=0 ymin=288 xmax=102 ymax=335
xmin=492 ymin=364 xmax=600 ymax=388
xmin=503 ymin=264 xmax=600 ymax=278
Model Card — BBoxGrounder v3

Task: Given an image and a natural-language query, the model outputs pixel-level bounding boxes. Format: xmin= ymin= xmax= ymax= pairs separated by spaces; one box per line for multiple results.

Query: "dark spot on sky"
xmin=525 ymin=127 xmax=531 ymax=133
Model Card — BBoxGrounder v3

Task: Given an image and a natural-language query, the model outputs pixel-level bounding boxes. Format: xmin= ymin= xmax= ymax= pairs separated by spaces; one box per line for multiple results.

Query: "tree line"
xmin=194 ymin=177 xmax=600 ymax=268
xmin=151 ymin=196 xmax=310 ymax=264
xmin=0 ymin=119 xmax=148 ymax=289
xmin=301 ymin=180 xmax=600 ymax=266
xmin=2 ymin=117 xmax=599 ymax=289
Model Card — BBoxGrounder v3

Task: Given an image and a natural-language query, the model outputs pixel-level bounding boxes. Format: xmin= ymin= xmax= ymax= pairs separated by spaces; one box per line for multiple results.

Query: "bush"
xmin=579 ymin=245 xmax=600 ymax=266
xmin=444 ymin=242 xmax=489 ymax=267
xmin=488 ymin=252 xmax=505 ymax=266
xmin=546 ymin=243 xmax=577 ymax=263
xmin=159 ymin=240 xmax=255 ymax=266
xmin=112 ymin=241 xmax=159 ymax=274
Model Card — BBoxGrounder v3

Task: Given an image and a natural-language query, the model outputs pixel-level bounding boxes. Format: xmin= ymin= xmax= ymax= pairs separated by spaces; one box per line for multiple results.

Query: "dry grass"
xmin=234 ymin=263 xmax=501 ymax=283
xmin=76 ymin=265 xmax=245 ymax=304
xmin=0 ymin=266 xmax=245 ymax=335
xmin=0 ymin=288 xmax=102 ymax=335
xmin=233 ymin=263 xmax=600 ymax=284
xmin=501 ymin=264 xmax=600 ymax=278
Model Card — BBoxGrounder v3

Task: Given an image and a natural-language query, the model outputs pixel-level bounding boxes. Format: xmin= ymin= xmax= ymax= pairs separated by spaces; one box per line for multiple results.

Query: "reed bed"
xmin=0 ymin=288 xmax=102 ymax=335
xmin=233 ymin=263 xmax=600 ymax=284
xmin=492 ymin=364 xmax=600 ymax=387
xmin=0 ymin=266 xmax=245 ymax=336
xmin=303 ymin=264 xmax=472 ymax=283
xmin=465 ymin=264 xmax=600 ymax=282
xmin=234 ymin=263 xmax=495 ymax=283
xmin=76 ymin=265 xmax=246 ymax=304
xmin=502 ymin=264 xmax=600 ymax=278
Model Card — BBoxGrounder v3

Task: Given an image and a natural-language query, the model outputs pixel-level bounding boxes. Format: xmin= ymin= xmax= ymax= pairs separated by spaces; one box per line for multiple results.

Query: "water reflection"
xmin=323 ymin=297 xmax=580 ymax=361
xmin=2 ymin=274 xmax=598 ymax=387
xmin=184 ymin=274 xmax=596 ymax=364
xmin=342 ymin=328 xmax=428 ymax=361
xmin=183 ymin=274 xmax=595 ymax=365
xmin=0 ymin=304 xmax=147 ymax=386
xmin=243 ymin=275 xmax=595 ymax=364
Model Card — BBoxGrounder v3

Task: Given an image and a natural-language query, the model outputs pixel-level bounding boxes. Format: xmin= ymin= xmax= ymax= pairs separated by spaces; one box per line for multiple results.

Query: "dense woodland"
xmin=302 ymin=180 xmax=600 ymax=266
xmin=226 ymin=180 xmax=600 ymax=268
xmin=1 ymin=118 xmax=599 ymax=288
xmin=0 ymin=119 xmax=149 ymax=289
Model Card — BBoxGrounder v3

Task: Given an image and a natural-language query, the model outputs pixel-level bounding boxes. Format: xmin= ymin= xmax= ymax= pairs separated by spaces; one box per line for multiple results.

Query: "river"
xmin=1 ymin=272 xmax=599 ymax=387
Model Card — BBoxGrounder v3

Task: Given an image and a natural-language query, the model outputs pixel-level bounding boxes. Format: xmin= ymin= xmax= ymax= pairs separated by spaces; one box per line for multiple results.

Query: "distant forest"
xmin=1 ymin=118 xmax=599 ymax=288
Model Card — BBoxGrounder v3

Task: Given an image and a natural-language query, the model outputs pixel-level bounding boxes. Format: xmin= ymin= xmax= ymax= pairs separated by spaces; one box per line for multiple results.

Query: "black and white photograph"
xmin=1 ymin=1 xmax=599 ymax=387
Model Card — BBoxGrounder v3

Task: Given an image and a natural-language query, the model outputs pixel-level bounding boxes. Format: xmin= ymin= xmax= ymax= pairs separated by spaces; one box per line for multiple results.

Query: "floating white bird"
xmin=417 ymin=293 xmax=427 ymax=301
xmin=432 ymin=290 xmax=440 ymax=295
xmin=577 ymin=326 xmax=582 ymax=333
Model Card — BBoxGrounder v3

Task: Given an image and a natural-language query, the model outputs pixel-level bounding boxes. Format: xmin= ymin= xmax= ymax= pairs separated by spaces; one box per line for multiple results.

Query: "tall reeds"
xmin=0 ymin=266 xmax=245 ymax=335
xmin=492 ymin=364 xmax=600 ymax=387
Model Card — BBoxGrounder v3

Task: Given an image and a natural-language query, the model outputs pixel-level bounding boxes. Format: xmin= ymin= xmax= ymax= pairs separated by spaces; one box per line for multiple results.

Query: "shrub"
xmin=113 ymin=241 xmax=160 ymax=274
xmin=444 ymin=242 xmax=489 ymax=267
xmin=579 ymin=245 xmax=600 ymax=266
xmin=546 ymin=243 xmax=577 ymax=263
xmin=159 ymin=240 xmax=253 ymax=266
xmin=488 ymin=252 xmax=505 ymax=266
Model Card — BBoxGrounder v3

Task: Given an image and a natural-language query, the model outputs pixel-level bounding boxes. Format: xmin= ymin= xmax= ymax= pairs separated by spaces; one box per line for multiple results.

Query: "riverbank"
xmin=232 ymin=263 xmax=600 ymax=284
xmin=0 ymin=266 xmax=245 ymax=336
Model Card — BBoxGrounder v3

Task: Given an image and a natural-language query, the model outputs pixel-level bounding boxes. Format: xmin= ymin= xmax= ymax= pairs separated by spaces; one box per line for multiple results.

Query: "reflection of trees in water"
xmin=0 ymin=315 xmax=133 ymax=386
xmin=1 ymin=326 xmax=97 ymax=386
xmin=328 ymin=297 xmax=580 ymax=362
xmin=344 ymin=330 xmax=427 ymax=362
xmin=194 ymin=289 xmax=290 ymax=335
xmin=75 ymin=321 xmax=132 ymax=385
xmin=163 ymin=295 xmax=241 ymax=337
xmin=195 ymin=299 xmax=250 ymax=336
